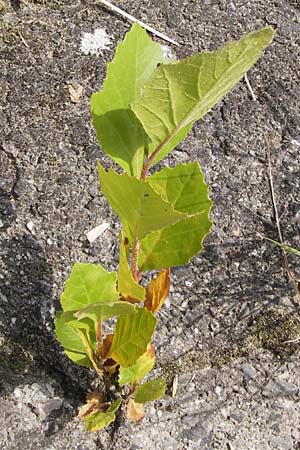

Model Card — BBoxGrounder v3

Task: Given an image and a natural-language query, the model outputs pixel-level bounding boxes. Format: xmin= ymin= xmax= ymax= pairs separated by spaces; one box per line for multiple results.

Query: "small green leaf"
xmin=118 ymin=344 xmax=155 ymax=386
xmin=55 ymin=311 xmax=88 ymax=354
xmin=75 ymin=301 xmax=138 ymax=323
xmin=91 ymin=23 xmax=164 ymax=176
xmin=64 ymin=350 xmax=91 ymax=368
xmin=265 ymin=238 xmax=300 ymax=257
xmin=108 ymin=307 xmax=157 ymax=367
xmin=139 ymin=163 xmax=212 ymax=270
xmin=76 ymin=328 xmax=99 ymax=372
xmin=55 ymin=312 xmax=92 ymax=367
xmin=61 ymin=262 xmax=118 ymax=311
xmin=108 ymin=397 xmax=122 ymax=414
xmin=134 ymin=378 xmax=166 ymax=403
xmin=98 ymin=163 xmax=185 ymax=244
xmin=118 ymin=232 xmax=146 ymax=302
xmin=132 ymin=27 xmax=275 ymax=166
xmin=84 ymin=398 xmax=122 ymax=432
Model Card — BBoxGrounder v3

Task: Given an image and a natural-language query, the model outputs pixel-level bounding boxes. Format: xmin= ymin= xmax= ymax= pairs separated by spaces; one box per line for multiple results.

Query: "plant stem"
xmin=131 ymin=223 xmax=141 ymax=282
xmin=141 ymin=134 xmax=171 ymax=180
xmin=97 ymin=318 xmax=103 ymax=351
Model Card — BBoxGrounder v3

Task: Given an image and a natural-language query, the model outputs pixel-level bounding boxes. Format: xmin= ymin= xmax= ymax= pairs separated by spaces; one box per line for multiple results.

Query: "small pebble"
xmin=26 ymin=221 xmax=34 ymax=233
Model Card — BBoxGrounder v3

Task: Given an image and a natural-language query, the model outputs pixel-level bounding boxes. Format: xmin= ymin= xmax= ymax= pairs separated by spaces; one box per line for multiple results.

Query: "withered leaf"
xmin=99 ymin=333 xmax=114 ymax=360
xmin=144 ymin=268 xmax=170 ymax=313
xmin=77 ymin=390 xmax=105 ymax=418
xmin=127 ymin=398 xmax=145 ymax=422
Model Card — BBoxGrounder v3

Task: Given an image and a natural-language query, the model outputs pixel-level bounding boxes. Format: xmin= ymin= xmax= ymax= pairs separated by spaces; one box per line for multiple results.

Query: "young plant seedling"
xmin=55 ymin=24 xmax=274 ymax=431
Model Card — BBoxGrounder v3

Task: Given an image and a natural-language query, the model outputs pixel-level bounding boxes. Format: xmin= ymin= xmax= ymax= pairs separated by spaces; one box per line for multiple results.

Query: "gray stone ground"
xmin=1 ymin=0 xmax=300 ymax=449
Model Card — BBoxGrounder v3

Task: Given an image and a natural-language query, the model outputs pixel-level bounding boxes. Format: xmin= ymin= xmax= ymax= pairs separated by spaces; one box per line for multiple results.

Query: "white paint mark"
xmin=161 ymin=44 xmax=176 ymax=60
xmin=80 ymin=28 xmax=112 ymax=56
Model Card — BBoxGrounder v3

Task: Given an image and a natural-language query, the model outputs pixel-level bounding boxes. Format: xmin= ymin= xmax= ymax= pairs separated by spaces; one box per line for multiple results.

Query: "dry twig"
xmin=244 ymin=73 xmax=256 ymax=101
xmin=97 ymin=0 xmax=180 ymax=46
xmin=266 ymin=138 xmax=300 ymax=303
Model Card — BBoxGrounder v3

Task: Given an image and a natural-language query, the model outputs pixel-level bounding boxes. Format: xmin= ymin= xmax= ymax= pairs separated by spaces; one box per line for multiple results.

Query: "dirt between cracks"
xmin=0 ymin=0 xmax=300 ymax=449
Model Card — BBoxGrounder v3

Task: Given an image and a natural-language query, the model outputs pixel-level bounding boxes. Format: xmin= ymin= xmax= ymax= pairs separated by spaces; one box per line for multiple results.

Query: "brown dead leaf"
xmin=103 ymin=358 xmax=119 ymax=374
xmin=120 ymin=293 xmax=141 ymax=304
xmin=69 ymin=82 xmax=84 ymax=103
xmin=99 ymin=333 xmax=114 ymax=360
xmin=144 ymin=268 xmax=170 ymax=313
xmin=127 ymin=398 xmax=145 ymax=422
xmin=77 ymin=390 xmax=105 ymax=419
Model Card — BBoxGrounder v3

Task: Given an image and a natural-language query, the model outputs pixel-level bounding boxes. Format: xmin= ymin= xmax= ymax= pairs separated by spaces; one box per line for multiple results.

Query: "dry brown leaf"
xmin=120 ymin=293 xmax=141 ymax=304
xmin=127 ymin=398 xmax=145 ymax=422
xmin=69 ymin=82 xmax=84 ymax=103
xmin=144 ymin=268 xmax=170 ymax=313
xmin=77 ymin=390 xmax=105 ymax=419
xmin=99 ymin=333 xmax=114 ymax=360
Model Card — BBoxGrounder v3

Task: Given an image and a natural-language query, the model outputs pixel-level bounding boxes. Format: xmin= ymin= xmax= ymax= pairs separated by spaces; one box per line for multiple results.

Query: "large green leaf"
xmin=138 ymin=163 xmax=212 ymax=270
xmin=147 ymin=162 xmax=211 ymax=214
xmin=61 ymin=262 xmax=118 ymax=311
xmin=118 ymin=344 xmax=155 ymax=386
xmin=108 ymin=307 xmax=156 ymax=367
xmin=134 ymin=378 xmax=166 ymax=403
xmin=55 ymin=311 xmax=91 ymax=368
xmin=117 ymin=232 xmax=146 ymax=302
xmin=75 ymin=301 xmax=137 ymax=323
xmin=98 ymin=163 xmax=185 ymax=244
xmin=91 ymin=23 xmax=164 ymax=176
xmin=132 ymin=27 xmax=275 ymax=166
xmin=84 ymin=398 xmax=122 ymax=432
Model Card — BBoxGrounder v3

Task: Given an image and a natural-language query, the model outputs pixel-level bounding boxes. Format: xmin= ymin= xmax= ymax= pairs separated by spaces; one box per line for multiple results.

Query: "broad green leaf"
xmin=118 ymin=232 xmax=145 ymax=302
xmin=139 ymin=213 xmax=212 ymax=270
xmin=61 ymin=262 xmax=118 ymax=311
xmin=84 ymin=398 xmax=122 ymax=432
xmin=134 ymin=378 xmax=166 ymax=403
xmin=98 ymin=163 xmax=185 ymax=243
xmin=147 ymin=162 xmax=212 ymax=215
xmin=58 ymin=311 xmax=94 ymax=331
xmin=75 ymin=301 xmax=137 ymax=323
xmin=138 ymin=163 xmax=212 ymax=270
xmin=108 ymin=307 xmax=156 ymax=367
xmin=91 ymin=23 xmax=164 ymax=177
xmin=132 ymin=27 xmax=275 ymax=166
xmin=55 ymin=311 xmax=89 ymax=354
xmin=55 ymin=311 xmax=91 ymax=367
xmin=118 ymin=344 xmax=155 ymax=386
xmin=265 ymin=238 xmax=300 ymax=257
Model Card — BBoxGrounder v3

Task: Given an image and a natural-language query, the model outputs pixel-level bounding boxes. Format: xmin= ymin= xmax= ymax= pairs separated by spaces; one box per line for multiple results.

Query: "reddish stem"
xmin=131 ymin=224 xmax=141 ymax=282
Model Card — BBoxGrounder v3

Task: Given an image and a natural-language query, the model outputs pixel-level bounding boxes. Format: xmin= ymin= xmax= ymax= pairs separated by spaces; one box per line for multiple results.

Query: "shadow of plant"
xmin=0 ymin=234 xmax=92 ymax=404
